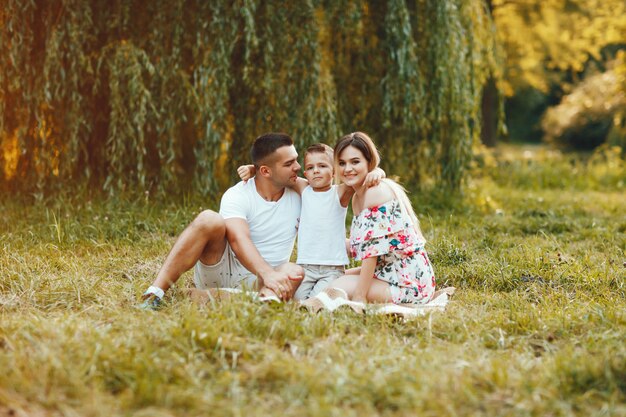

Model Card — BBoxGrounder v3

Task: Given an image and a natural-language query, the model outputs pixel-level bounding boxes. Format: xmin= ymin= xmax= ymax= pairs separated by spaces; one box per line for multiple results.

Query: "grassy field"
xmin=1 ymin=144 xmax=625 ymax=417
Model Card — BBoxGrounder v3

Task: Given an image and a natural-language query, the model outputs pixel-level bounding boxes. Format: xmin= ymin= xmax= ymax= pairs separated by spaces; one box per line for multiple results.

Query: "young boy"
xmin=238 ymin=143 xmax=383 ymax=300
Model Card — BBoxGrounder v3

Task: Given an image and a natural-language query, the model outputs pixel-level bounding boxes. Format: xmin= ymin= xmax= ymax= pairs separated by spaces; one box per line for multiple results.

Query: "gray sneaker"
xmin=138 ymin=294 xmax=162 ymax=311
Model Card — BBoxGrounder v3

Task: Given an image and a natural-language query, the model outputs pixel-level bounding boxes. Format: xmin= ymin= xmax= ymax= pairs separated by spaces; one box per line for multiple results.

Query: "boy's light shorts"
xmin=193 ymin=243 xmax=257 ymax=290
xmin=294 ymin=264 xmax=344 ymax=301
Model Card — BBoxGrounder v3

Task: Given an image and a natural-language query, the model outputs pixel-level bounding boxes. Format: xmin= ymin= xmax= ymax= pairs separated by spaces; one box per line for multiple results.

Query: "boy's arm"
xmin=364 ymin=167 xmax=386 ymax=187
xmin=236 ymin=164 xmax=308 ymax=195
xmin=338 ymin=186 xmax=355 ymax=208
xmin=292 ymin=177 xmax=309 ymax=195
xmin=237 ymin=164 xmax=256 ymax=182
xmin=337 ymin=167 xmax=385 ymax=204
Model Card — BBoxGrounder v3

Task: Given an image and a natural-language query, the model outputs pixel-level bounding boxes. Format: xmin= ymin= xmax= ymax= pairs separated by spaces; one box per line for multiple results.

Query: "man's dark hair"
xmin=251 ymin=132 xmax=294 ymax=167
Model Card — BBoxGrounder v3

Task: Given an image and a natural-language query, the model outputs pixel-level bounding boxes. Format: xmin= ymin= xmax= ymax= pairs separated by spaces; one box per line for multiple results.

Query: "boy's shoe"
xmin=299 ymin=295 xmax=325 ymax=313
xmin=258 ymin=293 xmax=282 ymax=303
xmin=324 ymin=288 xmax=365 ymax=314
xmin=300 ymin=288 xmax=365 ymax=314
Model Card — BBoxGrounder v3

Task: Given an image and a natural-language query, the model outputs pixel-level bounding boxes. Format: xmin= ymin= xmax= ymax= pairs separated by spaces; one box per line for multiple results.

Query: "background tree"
xmin=492 ymin=0 xmax=626 ymax=144
xmin=0 ymin=0 xmax=499 ymax=197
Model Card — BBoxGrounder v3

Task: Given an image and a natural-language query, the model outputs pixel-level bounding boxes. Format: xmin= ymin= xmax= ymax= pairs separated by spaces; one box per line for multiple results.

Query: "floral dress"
xmin=349 ymin=199 xmax=436 ymax=305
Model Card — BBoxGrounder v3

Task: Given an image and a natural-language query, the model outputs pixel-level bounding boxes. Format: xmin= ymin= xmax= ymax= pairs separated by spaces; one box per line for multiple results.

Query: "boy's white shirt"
xmin=296 ymin=184 xmax=349 ymax=266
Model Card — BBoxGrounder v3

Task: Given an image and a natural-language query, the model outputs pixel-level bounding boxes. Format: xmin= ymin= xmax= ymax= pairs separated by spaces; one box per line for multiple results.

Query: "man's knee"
xmin=193 ymin=210 xmax=225 ymax=237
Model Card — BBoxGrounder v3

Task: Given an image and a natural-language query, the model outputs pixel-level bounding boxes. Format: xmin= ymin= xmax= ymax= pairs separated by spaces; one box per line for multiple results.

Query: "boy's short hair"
xmin=304 ymin=143 xmax=334 ymax=164
xmin=251 ymin=133 xmax=294 ymax=167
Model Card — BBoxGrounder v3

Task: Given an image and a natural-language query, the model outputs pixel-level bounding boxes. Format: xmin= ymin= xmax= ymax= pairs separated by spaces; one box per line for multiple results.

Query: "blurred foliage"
xmin=0 ymin=0 xmax=500 ymax=197
xmin=542 ymin=53 xmax=626 ymax=150
xmin=492 ymin=0 xmax=626 ymax=95
xmin=492 ymin=0 xmax=626 ymax=146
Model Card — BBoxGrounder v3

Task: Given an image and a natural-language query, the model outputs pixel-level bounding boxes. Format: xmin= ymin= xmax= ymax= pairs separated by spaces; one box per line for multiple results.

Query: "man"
xmin=141 ymin=132 xmax=304 ymax=308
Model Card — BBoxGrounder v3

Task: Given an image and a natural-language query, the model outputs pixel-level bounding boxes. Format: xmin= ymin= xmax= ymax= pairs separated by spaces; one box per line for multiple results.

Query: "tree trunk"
xmin=481 ymin=76 xmax=498 ymax=147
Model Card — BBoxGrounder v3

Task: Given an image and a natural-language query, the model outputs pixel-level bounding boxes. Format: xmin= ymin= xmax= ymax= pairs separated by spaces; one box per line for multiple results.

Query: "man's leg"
xmin=150 ymin=210 xmax=227 ymax=293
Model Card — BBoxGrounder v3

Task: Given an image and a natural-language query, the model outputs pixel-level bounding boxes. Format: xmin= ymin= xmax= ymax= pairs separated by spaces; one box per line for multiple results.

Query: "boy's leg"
xmin=309 ymin=268 xmax=343 ymax=298
xmin=293 ymin=266 xmax=317 ymax=301
xmin=149 ymin=210 xmax=227 ymax=294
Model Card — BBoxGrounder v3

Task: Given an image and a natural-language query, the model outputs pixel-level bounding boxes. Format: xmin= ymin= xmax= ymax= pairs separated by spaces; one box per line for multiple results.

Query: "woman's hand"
xmin=237 ymin=164 xmax=256 ymax=182
xmin=363 ymin=167 xmax=386 ymax=188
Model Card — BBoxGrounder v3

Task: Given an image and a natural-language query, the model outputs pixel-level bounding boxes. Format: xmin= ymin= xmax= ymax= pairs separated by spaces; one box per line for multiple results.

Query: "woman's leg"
xmin=328 ymin=275 xmax=392 ymax=303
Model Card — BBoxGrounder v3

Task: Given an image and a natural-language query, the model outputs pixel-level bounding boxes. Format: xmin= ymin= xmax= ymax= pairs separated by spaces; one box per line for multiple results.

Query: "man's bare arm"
xmin=224 ymin=218 xmax=294 ymax=299
xmin=237 ymin=165 xmax=256 ymax=182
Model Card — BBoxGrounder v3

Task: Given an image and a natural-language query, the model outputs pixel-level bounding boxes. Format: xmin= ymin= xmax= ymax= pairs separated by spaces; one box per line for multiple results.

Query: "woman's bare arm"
xmin=352 ymin=257 xmax=377 ymax=303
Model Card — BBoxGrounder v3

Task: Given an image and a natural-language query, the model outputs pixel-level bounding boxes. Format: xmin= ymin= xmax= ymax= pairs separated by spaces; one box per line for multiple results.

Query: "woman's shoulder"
xmin=362 ymin=181 xmax=396 ymax=209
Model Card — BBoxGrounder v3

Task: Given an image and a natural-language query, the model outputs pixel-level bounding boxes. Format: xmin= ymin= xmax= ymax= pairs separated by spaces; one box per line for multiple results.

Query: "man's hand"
xmin=237 ymin=164 xmax=256 ymax=182
xmin=363 ymin=167 xmax=386 ymax=188
xmin=260 ymin=270 xmax=296 ymax=300
xmin=259 ymin=264 xmax=303 ymax=301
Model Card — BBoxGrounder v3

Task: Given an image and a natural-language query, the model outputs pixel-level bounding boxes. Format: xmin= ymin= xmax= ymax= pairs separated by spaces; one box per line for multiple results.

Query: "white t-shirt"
xmin=219 ymin=178 xmax=301 ymax=267
xmin=296 ymin=185 xmax=349 ymax=266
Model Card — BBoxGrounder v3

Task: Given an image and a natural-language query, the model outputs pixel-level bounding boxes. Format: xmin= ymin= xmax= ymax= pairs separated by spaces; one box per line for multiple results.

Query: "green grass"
xmin=1 ymin=144 xmax=625 ymax=416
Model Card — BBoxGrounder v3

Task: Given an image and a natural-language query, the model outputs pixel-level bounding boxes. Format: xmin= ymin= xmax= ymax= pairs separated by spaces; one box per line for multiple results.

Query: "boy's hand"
xmin=364 ymin=167 xmax=386 ymax=188
xmin=237 ymin=164 xmax=256 ymax=182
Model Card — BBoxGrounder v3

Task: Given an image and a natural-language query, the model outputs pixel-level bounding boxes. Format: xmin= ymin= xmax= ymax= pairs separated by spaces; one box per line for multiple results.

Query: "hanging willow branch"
xmin=380 ymin=0 xmax=426 ymax=181
xmin=0 ymin=0 xmax=501 ymax=196
xmin=425 ymin=0 xmax=474 ymax=189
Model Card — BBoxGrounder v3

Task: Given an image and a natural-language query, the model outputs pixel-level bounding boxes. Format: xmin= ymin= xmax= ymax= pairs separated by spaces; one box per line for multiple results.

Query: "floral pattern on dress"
xmin=350 ymin=199 xmax=436 ymax=305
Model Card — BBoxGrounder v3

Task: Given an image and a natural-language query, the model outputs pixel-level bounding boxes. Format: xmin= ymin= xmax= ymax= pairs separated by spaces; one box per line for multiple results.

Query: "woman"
xmin=304 ymin=132 xmax=436 ymax=309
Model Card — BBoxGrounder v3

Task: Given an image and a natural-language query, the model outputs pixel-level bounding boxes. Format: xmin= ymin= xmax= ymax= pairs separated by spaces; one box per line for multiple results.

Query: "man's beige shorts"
xmin=193 ymin=243 xmax=257 ymax=290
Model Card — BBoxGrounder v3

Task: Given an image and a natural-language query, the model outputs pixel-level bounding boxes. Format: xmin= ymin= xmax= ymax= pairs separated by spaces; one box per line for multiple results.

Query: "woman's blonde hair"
xmin=381 ymin=178 xmax=425 ymax=241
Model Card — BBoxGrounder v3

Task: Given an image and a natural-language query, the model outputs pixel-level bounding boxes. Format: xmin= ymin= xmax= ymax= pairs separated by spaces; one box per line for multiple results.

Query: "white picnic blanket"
xmin=304 ymin=287 xmax=455 ymax=318
xmin=370 ymin=290 xmax=451 ymax=317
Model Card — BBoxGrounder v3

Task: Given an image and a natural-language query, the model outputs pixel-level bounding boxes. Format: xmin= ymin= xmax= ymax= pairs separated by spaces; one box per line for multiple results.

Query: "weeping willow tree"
xmin=0 ymin=0 xmax=500 ymax=196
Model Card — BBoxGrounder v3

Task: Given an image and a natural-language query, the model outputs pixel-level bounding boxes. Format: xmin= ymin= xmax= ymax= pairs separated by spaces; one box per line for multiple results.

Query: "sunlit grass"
xmin=1 ymin=145 xmax=625 ymax=416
